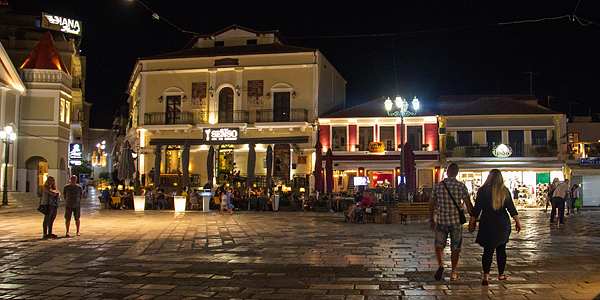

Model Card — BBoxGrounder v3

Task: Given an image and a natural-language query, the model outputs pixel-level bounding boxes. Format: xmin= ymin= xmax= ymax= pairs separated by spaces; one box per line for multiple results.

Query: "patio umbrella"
xmin=207 ymin=145 xmax=214 ymax=184
xmin=182 ymin=141 xmax=190 ymax=189
xmin=266 ymin=145 xmax=273 ymax=193
xmin=246 ymin=142 xmax=256 ymax=188
xmin=403 ymin=142 xmax=417 ymax=190
xmin=153 ymin=145 xmax=161 ymax=185
xmin=314 ymin=141 xmax=323 ymax=194
xmin=325 ymin=148 xmax=334 ymax=194
xmin=117 ymin=140 xmax=135 ymax=183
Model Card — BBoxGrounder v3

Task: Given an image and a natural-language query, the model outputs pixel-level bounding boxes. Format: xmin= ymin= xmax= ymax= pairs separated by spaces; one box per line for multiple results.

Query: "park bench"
xmin=397 ymin=202 xmax=435 ymax=224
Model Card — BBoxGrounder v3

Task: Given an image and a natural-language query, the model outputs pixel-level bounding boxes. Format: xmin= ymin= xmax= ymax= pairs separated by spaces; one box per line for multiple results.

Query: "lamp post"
xmin=384 ymin=96 xmax=419 ymax=202
xmin=1 ymin=124 xmax=17 ymax=206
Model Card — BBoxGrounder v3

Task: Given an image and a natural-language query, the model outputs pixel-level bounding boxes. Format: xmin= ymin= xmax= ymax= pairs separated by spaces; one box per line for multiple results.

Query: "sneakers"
xmin=48 ymin=233 xmax=58 ymax=238
xmin=66 ymin=232 xmax=70 ymax=237
xmin=76 ymin=232 xmax=80 ymax=236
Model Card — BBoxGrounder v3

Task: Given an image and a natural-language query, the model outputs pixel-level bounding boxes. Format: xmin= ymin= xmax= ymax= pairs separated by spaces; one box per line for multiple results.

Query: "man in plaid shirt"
xmin=428 ymin=163 xmax=473 ymax=281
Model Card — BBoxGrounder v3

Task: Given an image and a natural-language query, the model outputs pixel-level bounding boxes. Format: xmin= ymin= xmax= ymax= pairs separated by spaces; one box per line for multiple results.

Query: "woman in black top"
xmin=468 ymin=169 xmax=522 ymax=286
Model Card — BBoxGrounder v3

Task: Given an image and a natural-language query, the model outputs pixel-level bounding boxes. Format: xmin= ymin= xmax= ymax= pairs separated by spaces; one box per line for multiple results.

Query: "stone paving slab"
xmin=0 ymin=193 xmax=600 ymax=299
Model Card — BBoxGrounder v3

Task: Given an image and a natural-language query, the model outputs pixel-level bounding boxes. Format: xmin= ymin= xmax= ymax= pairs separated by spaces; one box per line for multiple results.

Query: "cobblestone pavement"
xmin=1 ymin=193 xmax=599 ymax=299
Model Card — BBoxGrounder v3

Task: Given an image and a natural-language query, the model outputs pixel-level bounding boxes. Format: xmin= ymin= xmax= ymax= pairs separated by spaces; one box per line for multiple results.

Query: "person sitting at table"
xmin=348 ymin=190 xmax=372 ymax=222
xmin=121 ymin=189 xmax=133 ymax=209
xmin=111 ymin=190 xmax=122 ymax=209
xmin=190 ymin=189 xmax=200 ymax=210
xmin=156 ymin=185 xmax=165 ymax=210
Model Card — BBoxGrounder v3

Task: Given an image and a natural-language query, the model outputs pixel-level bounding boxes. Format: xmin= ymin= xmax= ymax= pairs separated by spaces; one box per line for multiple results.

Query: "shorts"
xmin=355 ymin=207 xmax=364 ymax=213
xmin=65 ymin=207 xmax=81 ymax=222
xmin=221 ymin=201 xmax=228 ymax=209
xmin=434 ymin=223 xmax=463 ymax=251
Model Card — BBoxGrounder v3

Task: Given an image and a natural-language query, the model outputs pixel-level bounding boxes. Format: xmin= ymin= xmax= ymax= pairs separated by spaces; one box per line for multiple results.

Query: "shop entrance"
xmin=274 ymin=144 xmax=290 ymax=178
xmin=164 ymin=146 xmax=181 ymax=173
xmin=218 ymin=145 xmax=234 ymax=182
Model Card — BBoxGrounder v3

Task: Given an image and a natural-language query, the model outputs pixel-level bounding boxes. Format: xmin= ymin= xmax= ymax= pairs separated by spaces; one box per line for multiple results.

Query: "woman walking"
xmin=468 ymin=169 xmax=521 ymax=286
xmin=41 ymin=176 xmax=61 ymax=239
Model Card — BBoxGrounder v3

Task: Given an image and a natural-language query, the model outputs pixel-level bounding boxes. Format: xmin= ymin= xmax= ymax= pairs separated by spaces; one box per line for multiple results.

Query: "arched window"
xmin=218 ymin=87 xmax=234 ymax=123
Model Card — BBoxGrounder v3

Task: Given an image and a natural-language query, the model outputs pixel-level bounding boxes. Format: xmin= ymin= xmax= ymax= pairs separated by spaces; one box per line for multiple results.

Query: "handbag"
xmin=37 ymin=195 xmax=48 ymax=214
xmin=442 ymin=181 xmax=467 ymax=224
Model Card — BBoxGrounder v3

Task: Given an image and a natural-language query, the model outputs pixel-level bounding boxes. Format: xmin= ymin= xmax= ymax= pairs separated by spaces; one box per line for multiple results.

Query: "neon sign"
xmin=42 ymin=13 xmax=82 ymax=36
xmin=69 ymin=143 xmax=82 ymax=166
xmin=203 ymin=128 xmax=239 ymax=141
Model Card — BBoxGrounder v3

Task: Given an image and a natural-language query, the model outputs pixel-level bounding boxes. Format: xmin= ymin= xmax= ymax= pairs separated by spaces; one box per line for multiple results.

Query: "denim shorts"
xmin=434 ymin=224 xmax=463 ymax=251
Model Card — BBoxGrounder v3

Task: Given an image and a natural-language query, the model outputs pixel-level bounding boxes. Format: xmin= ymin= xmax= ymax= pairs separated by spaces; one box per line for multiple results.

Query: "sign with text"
xmin=368 ymin=142 xmax=385 ymax=153
xmin=69 ymin=143 xmax=82 ymax=166
xmin=203 ymin=128 xmax=239 ymax=142
xmin=42 ymin=13 xmax=82 ymax=36
xmin=580 ymin=157 xmax=600 ymax=165
xmin=492 ymin=144 xmax=513 ymax=158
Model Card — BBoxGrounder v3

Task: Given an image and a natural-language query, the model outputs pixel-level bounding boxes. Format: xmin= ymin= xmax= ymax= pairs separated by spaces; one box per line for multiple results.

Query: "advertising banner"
xmin=191 ymin=82 xmax=207 ymax=110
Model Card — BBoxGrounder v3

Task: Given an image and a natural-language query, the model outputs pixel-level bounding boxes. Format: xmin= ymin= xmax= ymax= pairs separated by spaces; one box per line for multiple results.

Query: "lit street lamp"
xmin=0 ymin=124 xmax=17 ymax=206
xmin=384 ymin=96 xmax=419 ymax=202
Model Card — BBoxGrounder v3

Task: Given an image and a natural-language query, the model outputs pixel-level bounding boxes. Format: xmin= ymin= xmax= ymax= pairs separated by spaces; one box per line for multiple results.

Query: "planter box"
xmin=315 ymin=207 xmax=327 ymax=212
xmin=279 ymin=205 xmax=292 ymax=211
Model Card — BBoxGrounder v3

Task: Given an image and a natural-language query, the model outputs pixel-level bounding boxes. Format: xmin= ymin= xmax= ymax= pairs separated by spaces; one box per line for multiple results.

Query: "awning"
xmin=149 ymin=136 xmax=309 ymax=146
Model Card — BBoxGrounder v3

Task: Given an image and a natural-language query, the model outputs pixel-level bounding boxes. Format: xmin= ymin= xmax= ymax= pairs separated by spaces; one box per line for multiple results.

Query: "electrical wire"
xmin=133 ymin=0 xmax=199 ymax=36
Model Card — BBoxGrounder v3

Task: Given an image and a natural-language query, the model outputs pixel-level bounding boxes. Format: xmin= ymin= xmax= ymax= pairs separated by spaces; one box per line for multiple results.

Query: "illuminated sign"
xmin=492 ymin=144 xmax=513 ymax=158
xmin=41 ymin=13 xmax=82 ymax=36
xmin=203 ymin=128 xmax=239 ymax=141
xmin=69 ymin=143 xmax=82 ymax=166
xmin=368 ymin=142 xmax=385 ymax=153
xmin=580 ymin=157 xmax=600 ymax=165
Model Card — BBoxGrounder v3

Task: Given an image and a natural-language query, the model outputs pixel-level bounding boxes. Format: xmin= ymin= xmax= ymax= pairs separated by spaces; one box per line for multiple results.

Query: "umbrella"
xmin=325 ymin=148 xmax=334 ymax=194
xmin=117 ymin=141 xmax=135 ymax=183
xmin=266 ymin=145 xmax=273 ymax=193
xmin=207 ymin=145 xmax=214 ymax=184
xmin=246 ymin=142 xmax=256 ymax=188
xmin=153 ymin=145 xmax=162 ymax=185
xmin=314 ymin=141 xmax=323 ymax=194
xmin=403 ymin=142 xmax=417 ymax=190
xmin=182 ymin=141 xmax=190 ymax=189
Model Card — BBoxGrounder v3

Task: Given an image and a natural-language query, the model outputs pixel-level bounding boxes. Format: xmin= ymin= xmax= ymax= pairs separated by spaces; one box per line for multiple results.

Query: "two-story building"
xmin=126 ymin=25 xmax=345 ymax=191
xmin=438 ymin=95 xmax=567 ymax=207
xmin=317 ymin=97 xmax=439 ymax=195
xmin=565 ymin=116 xmax=600 ymax=207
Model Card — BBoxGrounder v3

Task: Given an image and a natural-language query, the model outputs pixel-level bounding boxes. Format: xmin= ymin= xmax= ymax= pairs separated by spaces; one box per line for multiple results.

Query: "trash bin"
xmin=273 ymin=195 xmax=279 ymax=211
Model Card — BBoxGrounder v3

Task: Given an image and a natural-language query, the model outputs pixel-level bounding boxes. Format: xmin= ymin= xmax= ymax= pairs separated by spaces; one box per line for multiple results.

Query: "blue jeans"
xmin=434 ymin=224 xmax=463 ymax=251
xmin=550 ymin=197 xmax=565 ymax=223
xmin=43 ymin=205 xmax=58 ymax=236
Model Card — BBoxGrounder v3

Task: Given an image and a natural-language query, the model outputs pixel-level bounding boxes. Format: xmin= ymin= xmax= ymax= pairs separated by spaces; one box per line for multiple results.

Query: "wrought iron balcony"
xmin=255 ymin=108 xmax=308 ymax=122
xmin=218 ymin=110 xmax=249 ymax=123
xmin=450 ymin=143 xmax=557 ymax=158
xmin=144 ymin=112 xmax=194 ymax=125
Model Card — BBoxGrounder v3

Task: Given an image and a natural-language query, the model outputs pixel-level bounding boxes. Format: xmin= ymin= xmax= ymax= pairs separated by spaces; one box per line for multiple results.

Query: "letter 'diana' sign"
xmin=368 ymin=142 xmax=385 ymax=153
xmin=204 ymin=128 xmax=239 ymax=142
xmin=492 ymin=144 xmax=513 ymax=158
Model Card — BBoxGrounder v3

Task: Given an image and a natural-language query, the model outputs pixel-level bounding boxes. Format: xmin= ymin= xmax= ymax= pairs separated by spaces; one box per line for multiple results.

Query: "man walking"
xmin=64 ymin=175 xmax=83 ymax=236
xmin=428 ymin=163 xmax=473 ymax=281
xmin=550 ymin=178 xmax=570 ymax=225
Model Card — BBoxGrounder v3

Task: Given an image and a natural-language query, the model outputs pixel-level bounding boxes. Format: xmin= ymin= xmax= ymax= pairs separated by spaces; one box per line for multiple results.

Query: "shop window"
xmin=568 ymin=133 xmax=579 ymax=143
xmin=247 ymin=39 xmax=257 ymax=45
xmin=531 ymin=130 xmax=547 ymax=146
xmin=457 ymin=131 xmax=472 ymax=146
xmin=59 ymin=98 xmax=65 ymax=122
xmin=274 ymin=144 xmax=291 ymax=177
xmin=486 ymin=130 xmax=502 ymax=146
xmin=358 ymin=126 xmax=373 ymax=151
xmin=214 ymin=41 xmax=224 ymax=47
xmin=380 ymin=126 xmax=395 ymax=150
xmin=331 ymin=127 xmax=347 ymax=151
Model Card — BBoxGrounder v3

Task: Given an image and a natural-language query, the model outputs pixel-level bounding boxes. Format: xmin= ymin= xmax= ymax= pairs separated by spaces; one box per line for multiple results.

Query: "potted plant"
xmin=314 ymin=198 xmax=328 ymax=212
xmin=278 ymin=196 xmax=292 ymax=211
xmin=445 ymin=135 xmax=456 ymax=157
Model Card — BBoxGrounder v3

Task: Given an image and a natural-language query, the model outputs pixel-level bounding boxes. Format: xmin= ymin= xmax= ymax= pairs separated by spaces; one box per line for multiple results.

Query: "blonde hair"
xmin=483 ymin=169 xmax=509 ymax=211
xmin=43 ymin=176 xmax=56 ymax=191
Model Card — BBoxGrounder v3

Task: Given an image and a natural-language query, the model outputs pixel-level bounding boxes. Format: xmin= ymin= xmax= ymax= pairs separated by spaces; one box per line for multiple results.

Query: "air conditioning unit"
xmin=438 ymin=127 xmax=446 ymax=135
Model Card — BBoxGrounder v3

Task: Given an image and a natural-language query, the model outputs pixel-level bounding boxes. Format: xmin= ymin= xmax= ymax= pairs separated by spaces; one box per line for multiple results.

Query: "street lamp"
xmin=0 ymin=124 xmax=17 ymax=206
xmin=384 ymin=96 xmax=420 ymax=202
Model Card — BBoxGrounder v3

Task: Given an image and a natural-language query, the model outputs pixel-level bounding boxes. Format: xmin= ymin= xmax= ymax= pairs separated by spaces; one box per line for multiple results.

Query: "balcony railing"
xmin=450 ymin=143 xmax=557 ymax=158
xmin=144 ymin=112 xmax=194 ymax=125
xmin=218 ymin=110 xmax=249 ymax=123
xmin=255 ymin=108 xmax=308 ymax=122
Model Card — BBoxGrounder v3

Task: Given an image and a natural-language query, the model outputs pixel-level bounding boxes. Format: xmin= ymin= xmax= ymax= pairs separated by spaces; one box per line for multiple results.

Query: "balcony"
xmin=218 ymin=110 xmax=249 ymax=123
xmin=256 ymin=109 xmax=308 ymax=122
xmin=450 ymin=143 xmax=557 ymax=158
xmin=144 ymin=112 xmax=194 ymax=125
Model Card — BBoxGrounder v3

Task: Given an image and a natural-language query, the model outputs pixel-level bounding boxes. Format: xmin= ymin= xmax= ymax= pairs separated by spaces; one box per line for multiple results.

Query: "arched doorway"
xmin=218 ymin=87 xmax=234 ymax=123
xmin=25 ymin=156 xmax=48 ymax=196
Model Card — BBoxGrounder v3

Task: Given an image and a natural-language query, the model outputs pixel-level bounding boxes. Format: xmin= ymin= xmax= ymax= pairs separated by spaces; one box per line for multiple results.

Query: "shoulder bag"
xmin=442 ymin=181 xmax=467 ymax=224
xmin=37 ymin=193 xmax=48 ymax=214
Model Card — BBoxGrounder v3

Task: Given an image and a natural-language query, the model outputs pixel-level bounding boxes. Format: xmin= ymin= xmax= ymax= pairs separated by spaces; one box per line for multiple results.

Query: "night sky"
xmin=9 ymin=1 xmax=600 ymax=128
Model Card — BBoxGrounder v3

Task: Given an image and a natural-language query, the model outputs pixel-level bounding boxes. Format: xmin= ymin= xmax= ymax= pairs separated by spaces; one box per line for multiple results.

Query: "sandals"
xmin=481 ymin=279 xmax=489 ymax=286
xmin=499 ymin=274 xmax=508 ymax=281
xmin=434 ymin=267 xmax=444 ymax=280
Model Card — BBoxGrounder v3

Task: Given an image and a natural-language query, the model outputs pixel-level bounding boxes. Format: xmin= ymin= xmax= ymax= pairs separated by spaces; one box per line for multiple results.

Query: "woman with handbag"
xmin=468 ymin=169 xmax=521 ymax=286
xmin=41 ymin=176 xmax=61 ymax=239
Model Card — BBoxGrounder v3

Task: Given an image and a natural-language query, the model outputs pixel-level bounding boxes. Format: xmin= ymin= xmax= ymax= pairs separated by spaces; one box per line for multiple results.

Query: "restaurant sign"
xmin=204 ymin=128 xmax=239 ymax=142
xmin=368 ymin=142 xmax=385 ymax=153
xmin=42 ymin=13 xmax=82 ymax=36
xmin=492 ymin=144 xmax=513 ymax=158
xmin=69 ymin=143 xmax=82 ymax=166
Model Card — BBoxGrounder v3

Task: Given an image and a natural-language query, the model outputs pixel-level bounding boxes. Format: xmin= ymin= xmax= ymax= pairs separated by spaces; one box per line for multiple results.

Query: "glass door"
xmin=273 ymin=92 xmax=290 ymax=122
xmin=165 ymin=96 xmax=181 ymax=124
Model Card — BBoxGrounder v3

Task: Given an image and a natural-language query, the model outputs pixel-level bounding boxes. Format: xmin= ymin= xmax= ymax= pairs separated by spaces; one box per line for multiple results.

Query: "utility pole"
xmin=547 ymin=95 xmax=555 ymax=109
xmin=525 ymin=72 xmax=538 ymax=94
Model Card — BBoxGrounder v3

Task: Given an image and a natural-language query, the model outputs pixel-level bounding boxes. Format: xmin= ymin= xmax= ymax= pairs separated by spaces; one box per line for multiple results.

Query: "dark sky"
xmin=10 ymin=1 xmax=600 ymax=128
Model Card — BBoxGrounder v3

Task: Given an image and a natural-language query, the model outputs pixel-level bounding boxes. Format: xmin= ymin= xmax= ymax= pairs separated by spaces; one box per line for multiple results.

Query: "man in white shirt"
xmin=550 ymin=179 xmax=570 ymax=225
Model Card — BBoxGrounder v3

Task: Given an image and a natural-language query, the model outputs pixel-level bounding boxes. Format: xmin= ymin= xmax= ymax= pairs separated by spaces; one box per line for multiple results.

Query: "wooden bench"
xmin=397 ymin=202 xmax=435 ymax=224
